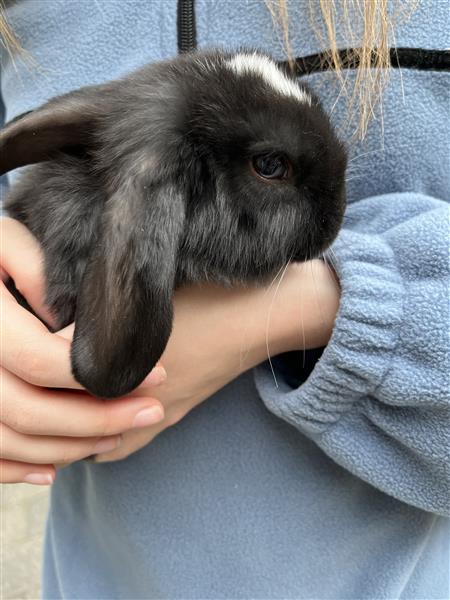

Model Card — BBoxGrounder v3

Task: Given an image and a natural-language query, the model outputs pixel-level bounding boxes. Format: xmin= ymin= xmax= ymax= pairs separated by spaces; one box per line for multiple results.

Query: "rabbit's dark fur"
xmin=1 ymin=50 xmax=347 ymax=398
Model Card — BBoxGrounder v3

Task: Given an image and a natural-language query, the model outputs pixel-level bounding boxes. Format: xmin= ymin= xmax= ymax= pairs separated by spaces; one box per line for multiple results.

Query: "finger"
xmin=2 ymin=367 xmax=165 ymax=437
xmin=0 ymin=287 xmax=82 ymax=388
xmin=0 ymin=245 xmax=167 ymax=391
xmin=0 ymin=217 xmax=55 ymax=325
xmin=94 ymin=402 xmax=191 ymax=463
xmin=139 ymin=364 xmax=167 ymax=387
xmin=54 ymin=322 xmax=74 ymax=340
xmin=0 ymin=459 xmax=55 ymax=484
xmin=0 ymin=422 xmax=122 ymax=465
xmin=94 ymin=426 xmax=162 ymax=463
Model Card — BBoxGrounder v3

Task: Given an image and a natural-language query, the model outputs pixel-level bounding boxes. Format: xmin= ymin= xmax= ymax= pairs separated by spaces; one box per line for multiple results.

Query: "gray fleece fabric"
xmin=2 ymin=0 xmax=449 ymax=598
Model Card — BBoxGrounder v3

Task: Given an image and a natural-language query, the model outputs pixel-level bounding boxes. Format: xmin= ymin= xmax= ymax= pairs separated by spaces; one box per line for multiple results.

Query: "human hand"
xmin=95 ymin=260 xmax=340 ymax=462
xmin=0 ymin=218 xmax=167 ymax=485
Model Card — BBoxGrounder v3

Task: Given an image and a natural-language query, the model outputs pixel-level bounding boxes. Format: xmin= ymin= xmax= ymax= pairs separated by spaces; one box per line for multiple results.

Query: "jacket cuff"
xmin=254 ymin=229 xmax=405 ymax=436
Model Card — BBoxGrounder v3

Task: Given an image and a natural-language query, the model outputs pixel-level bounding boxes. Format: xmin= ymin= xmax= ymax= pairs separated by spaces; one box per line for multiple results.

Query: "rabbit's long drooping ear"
xmin=0 ymin=89 xmax=105 ymax=174
xmin=71 ymin=171 xmax=185 ymax=399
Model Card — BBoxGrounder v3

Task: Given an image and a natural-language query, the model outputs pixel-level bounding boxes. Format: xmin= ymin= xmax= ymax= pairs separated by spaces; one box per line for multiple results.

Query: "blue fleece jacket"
xmin=2 ymin=1 xmax=449 ymax=598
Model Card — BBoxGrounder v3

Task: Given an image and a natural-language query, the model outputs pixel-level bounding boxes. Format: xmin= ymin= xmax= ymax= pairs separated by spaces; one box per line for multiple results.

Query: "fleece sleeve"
xmin=255 ymin=192 xmax=450 ymax=516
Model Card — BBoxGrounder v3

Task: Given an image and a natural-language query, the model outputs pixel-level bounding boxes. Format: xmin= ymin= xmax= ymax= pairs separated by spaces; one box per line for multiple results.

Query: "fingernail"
xmin=23 ymin=473 xmax=54 ymax=485
xmin=93 ymin=436 xmax=121 ymax=454
xmin=132 ymin=406 xmax=164 ymax=428
xmin=144 ymin=366 xmax=167 ymax=386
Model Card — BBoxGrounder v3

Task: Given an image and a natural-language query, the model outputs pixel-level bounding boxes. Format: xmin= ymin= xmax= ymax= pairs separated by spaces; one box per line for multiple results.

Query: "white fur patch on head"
xmin=226 ymin=52 xmax=311 ymax=105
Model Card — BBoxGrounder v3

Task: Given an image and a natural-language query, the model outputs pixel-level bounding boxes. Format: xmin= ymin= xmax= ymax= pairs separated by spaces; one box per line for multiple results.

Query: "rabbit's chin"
xmin=174 ymin=250 xmax=323 ymax=288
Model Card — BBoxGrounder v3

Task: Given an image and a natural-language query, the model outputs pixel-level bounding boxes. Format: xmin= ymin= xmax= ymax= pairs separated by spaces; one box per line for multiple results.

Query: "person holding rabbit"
xmin=1 ymin=1 xmax=449 ymax=598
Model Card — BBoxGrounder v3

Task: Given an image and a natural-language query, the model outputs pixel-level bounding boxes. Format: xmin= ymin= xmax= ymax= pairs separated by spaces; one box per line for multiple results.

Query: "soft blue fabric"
xmin=2 ymin=1 xmax=449 ymax=598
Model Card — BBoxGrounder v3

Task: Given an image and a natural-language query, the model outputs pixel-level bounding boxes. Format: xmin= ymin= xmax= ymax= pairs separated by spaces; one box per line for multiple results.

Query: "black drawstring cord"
xmin=280 ymin=48 xmax=450 ymax=77
xmin=177 ymin=0 xmax=197 ymax=54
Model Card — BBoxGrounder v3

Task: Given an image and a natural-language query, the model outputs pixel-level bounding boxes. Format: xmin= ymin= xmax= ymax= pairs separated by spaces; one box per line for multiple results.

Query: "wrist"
xmin=279 ymin=260 xmax=340 ymax=353
xmin=226 ymin=260 xmax=340 ymax=376
xmin=247 ymin=260 xmax=340 ymax=363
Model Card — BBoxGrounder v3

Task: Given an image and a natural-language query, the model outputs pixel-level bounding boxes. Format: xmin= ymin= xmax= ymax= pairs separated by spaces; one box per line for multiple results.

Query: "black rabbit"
xmin=0 ymin=50 xmax=347 ymax=398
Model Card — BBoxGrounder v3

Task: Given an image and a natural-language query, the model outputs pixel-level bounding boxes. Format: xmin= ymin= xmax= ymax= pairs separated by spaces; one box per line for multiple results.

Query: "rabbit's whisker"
xmin=265 ymin=258 xmax=292 ymax=388
xmin=238 ymin=262 xmax=288 ymax=369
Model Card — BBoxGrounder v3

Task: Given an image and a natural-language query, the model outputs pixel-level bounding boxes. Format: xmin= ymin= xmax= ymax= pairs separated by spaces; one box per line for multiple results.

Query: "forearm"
xmin=265 ymin=260 xmax=340 ymax=355
xmin=171 ymin=259 xmax=339 ymax=381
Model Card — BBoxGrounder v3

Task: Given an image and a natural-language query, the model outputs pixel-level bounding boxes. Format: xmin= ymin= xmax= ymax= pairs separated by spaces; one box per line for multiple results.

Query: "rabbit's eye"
xmin=251 ymin=154 xmax=291 ymax=180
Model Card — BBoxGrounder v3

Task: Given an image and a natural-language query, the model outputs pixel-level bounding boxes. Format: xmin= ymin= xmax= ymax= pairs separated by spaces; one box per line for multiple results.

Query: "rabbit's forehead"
xmin=225 ymin=53 xmax=311 ymax=106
